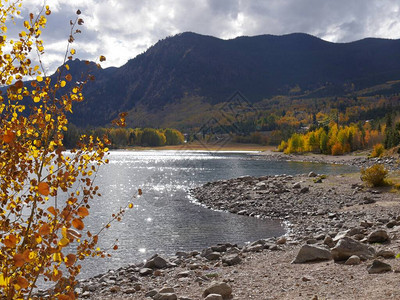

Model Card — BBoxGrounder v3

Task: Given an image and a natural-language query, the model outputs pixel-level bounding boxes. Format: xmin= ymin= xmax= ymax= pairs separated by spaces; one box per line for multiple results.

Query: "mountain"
xmin=65 ymin=32 xmax=400 ymax=127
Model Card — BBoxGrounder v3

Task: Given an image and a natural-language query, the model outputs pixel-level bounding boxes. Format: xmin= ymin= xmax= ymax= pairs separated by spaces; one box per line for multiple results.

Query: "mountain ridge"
xmin=63 ymin=32 xmax=400 ymax=127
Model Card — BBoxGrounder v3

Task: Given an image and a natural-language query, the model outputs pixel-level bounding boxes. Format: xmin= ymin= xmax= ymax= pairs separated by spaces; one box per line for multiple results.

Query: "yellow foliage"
xmin=370 ymin=143 xmax=384 ymax=158
xmin=360 ymin=164 xmax=388 ymax=187
xmin=0 ymin=2 xmax=130 ymax=298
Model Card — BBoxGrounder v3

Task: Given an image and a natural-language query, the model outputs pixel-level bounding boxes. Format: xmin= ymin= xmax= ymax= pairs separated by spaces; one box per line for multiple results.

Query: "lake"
xmin=79 ymin=150 xmax=357 ymax=278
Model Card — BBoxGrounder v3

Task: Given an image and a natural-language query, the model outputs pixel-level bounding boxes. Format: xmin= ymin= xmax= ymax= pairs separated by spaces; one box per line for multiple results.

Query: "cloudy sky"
xmin=19 ymin=0 xmax=400 ymax=72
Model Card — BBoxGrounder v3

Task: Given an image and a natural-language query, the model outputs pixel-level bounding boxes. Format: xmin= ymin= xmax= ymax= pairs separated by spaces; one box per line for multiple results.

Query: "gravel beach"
xmin=49 ymin=153 xmax=400 ymax=300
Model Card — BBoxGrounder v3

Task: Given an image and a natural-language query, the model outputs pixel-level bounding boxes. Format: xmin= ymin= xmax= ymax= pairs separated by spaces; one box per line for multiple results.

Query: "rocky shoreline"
xmin=257 ymin=150 xmax=399 ymax=170
xmin=37 ymin=154 xmax=400 ymax=299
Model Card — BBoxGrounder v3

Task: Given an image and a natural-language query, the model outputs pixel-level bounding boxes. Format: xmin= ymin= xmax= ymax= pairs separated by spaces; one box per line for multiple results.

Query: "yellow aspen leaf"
xmin=99 ymin=55 xmax=106 ymax=62
xmin=35 ymin=234 xmax=42 ymax=244
xmin=0 ymin=274 xmax=10 ymax=287
xmin=36 ymin=75 xmax=43 ymax=82
xmin=72 ymin=218 xmax=84 ymax=230
xmin=128 ymin=203 xmax=133 ymax=209
xmin=77 ymin=206 xmax=89 ymax=217
xmin=39 ymin=223 xmax=50 ymax=236
xmin=33 ymin=96 xmax=40 ymax=102
xmin=38 ymin=182 xmax=50 ymax=196
xmin=13 ymin=254 xmax=25 ymax=267
xmin=60 ymin=80 xmax=66 ymax=87
xmin=59 ymin=237 xmax=70 ymax=247
xmin=65 ymin=64 xmax=70 ymax=70
xmin=70 ymin=48 xmax=75 ymax=55
xmin=53 ymin=252 xmax=62 ymax=262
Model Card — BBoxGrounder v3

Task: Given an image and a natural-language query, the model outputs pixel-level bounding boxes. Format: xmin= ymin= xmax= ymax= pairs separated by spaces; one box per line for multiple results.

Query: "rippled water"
xmin=79 ymin=150 xmax=357 ymax=278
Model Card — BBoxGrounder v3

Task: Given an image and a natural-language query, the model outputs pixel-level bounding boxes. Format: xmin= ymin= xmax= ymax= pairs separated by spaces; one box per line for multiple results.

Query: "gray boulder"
xmin=203 ymin=282 xmax=232 ymax=299
xmin=153 ymin=293 xmax=178 ymax=300
xmin=367 ymin=260 xmax=392 ymax=274
xmin=331 ymin=237 xmax=375 ymax=261
xmin=205 ymin=252 xmax=221 ymax=261
xmin=292 ymin=244 xmax=332 ymax=264
xmin=144 ymin=255 xmax=168 ymax=269
xmin=345 ymin=255 xmax=361 ymax=265
xmin=222 ymin=254 xmax=241 ymax=266
xmin=377 ymin=249 xmax=396 ymax=259
xmin=368 ymin=229 xmax=389 ymax=243
xmin=139 ymin=268 xmax=153 ymax=276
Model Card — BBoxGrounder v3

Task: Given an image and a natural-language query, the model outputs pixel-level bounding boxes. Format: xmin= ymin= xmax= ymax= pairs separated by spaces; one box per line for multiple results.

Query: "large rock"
xmin=367 ymin=260 xmax=392 ymax=274
xmin=331 ymin=237 xmax=375 ymax=261
xmin=139 ymin=268 xmax=153 ymax=276
xmin=345 ymin=255 xmax=361 ymax=265
xmin=203 ymin=282 xmax=232 ymax=299
xmin=144 ymin=255 xmax=168 ymax=269
xmin=368 ymin=229 xmax=389 ymax=243
xmin=222 ymin=254 xmax=241 ymax=266
xmin=153 ymin=293 xmax=178 ymax=300
xmin=292 ymin=244 xmax=332 ymax=264
xmin=205 ymin=252 xmax=221 ymax=261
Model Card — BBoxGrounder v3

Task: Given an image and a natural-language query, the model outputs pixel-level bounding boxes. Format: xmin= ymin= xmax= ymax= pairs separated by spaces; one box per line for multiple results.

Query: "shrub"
xmin=360 ymin=164 xmax=389 ymax=187
xmin=277 ymin=140 xmax=288 ymax=152
xmin=370 ymin=143 xmax=384 ymax=158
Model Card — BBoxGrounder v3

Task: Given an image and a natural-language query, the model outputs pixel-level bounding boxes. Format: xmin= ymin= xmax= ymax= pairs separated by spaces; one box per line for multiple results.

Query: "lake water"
xmin=80 ymin=150 xmax=357 ymax=278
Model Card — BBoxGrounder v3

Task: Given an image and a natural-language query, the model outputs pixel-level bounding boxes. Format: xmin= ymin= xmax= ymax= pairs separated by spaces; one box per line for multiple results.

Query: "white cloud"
xmin=11 ymin=0 xmax=400 ymax=72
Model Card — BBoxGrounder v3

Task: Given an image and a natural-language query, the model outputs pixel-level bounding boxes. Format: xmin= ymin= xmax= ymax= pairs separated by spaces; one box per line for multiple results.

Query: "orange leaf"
xmin=2 ymin=130 xmax=15 ymax=143
xmin=38 ymin=182 xmax=50 ymax=196
xmin=39 ymin=223 xmax=50 ymax=236
xmin=3 ymin=234 xmax=17 ymax=248
xmin=16 ymin=276 xmax=29 ymax=289
xmin=72 ymin=218 xmax=84 ymax=230
xmin=65 ymin=253 xmax=76 ymax=267
xmin=138 ymin=189 xmax=142 ymax=196
xmin=113 ymin=245 xmax=118 ymax=250
xmin=65 ymin=74 xmax=72 ymax=81
xmin=77 ymin=207 xmax=89 ymax=218
xmin=13 ymin=254 xmax=25 ymax=267
xmin=47 ymin=206 xmax=57 ymax=215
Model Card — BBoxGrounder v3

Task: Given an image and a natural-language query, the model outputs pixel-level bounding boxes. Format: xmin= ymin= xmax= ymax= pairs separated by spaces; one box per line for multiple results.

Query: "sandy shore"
xmin=67 ymin=152 xmax=400 ymax=300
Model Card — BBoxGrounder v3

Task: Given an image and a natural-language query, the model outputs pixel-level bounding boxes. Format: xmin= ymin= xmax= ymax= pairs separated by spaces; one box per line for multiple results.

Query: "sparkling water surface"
xmin=79 ymin=150 xmax=357 ymax=278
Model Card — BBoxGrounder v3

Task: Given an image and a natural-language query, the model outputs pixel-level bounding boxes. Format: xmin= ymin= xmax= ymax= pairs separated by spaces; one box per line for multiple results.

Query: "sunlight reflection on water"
xmin=78 ymin=150 xmax=357 ymax=278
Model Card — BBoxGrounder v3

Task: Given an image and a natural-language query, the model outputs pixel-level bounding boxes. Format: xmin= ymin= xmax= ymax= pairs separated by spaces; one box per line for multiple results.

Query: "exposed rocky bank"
xmin=40 ymin=155 xmax=400 ymax=300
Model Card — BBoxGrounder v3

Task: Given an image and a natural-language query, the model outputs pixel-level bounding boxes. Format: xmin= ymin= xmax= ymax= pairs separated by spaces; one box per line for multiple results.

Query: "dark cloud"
xmin=13 ymin=0 xmax=400 ymax=71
